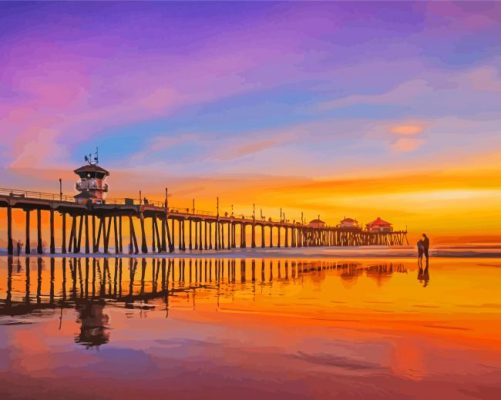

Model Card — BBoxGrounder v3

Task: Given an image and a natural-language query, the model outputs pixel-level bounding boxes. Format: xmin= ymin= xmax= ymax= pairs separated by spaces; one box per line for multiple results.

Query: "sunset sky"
xmin=1 ymin=1 xmax=501 ymax=242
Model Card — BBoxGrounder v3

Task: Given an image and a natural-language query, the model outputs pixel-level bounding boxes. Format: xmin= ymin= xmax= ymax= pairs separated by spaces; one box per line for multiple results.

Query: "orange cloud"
xmin=390 ymin=124 xmax=425 ymax=136
xmin=391 ymin=137 xmax=424 ymax=152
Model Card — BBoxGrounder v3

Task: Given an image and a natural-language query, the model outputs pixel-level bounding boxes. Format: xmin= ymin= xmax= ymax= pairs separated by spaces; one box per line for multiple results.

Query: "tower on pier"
xmin=74 ymin=150 xmax=109 ymax=205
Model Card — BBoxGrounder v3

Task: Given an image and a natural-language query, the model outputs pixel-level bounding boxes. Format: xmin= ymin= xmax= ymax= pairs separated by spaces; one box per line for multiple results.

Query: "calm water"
xmin=0 ymin=256 xmax=500 ymax=399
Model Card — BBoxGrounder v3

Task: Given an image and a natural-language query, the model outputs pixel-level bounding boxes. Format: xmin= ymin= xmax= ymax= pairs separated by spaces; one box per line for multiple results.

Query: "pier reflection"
xmin=1 ymin=256 xmax=407 ymax=347
xmin=76 ymin=300 xmax=110 ymax=348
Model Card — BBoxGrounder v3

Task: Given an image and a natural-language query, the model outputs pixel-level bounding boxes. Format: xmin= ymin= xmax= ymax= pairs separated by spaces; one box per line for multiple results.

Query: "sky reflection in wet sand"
xmin=0 ymin=256 xmax=500 ymax=400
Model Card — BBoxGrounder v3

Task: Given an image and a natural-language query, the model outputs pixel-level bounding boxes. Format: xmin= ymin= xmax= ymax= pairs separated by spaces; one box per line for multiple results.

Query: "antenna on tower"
xmin=83 ymin=147 xmax=100 ymax=165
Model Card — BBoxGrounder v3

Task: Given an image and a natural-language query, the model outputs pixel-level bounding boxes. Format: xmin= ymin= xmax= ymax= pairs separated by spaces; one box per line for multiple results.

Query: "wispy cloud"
xmin=388 ymin=121 xmax=427 ymax=153
xmin=390 ymin=123 xmax=425 ymax=136
xmin=318 ymin=80 xmax=432 ymax=110
xmin=130 ymin=133 xmax=203 ymax=163
xmin=391 ymin=137 xmax=425 ymax=153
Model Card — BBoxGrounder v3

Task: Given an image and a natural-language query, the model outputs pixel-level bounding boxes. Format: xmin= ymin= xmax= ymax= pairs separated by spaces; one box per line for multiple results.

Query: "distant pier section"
xmin=0 ymin=156 xmax=408 ymax=255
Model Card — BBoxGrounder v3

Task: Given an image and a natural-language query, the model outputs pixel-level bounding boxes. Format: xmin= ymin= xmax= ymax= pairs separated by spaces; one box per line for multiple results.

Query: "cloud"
xmin=0 ymin=18 xmax=311 ymax=170
xmin=425 ymin=2 xmax=501 ymax=30
xmin=466 ymin=66 xmax=501 ymax=93
xmin=317 ymin=64 xmax=501 ymax=119
xmin=390 ymin=123 xmax=425 ymax=136
xmin=318 ymin=79 xmax=432 ymax=110
xmin=230 ymin=139 xmax=280 ymax=159
xmin=388 ymin=121 xmax=426 ymax=152
xmin=138 ymin=87 xmax=180 ymax=112
xmin=214 ymin=134 xmax=294 ymax=161
xmin=148 ymin=133 xmax=201 ymax=151
xmin=391 ymin=137 xmax=424 ymax=153
xmin=129 ymin=133 xmax=202 ymax=163
xmin=208 ymin=117 xmax=379 ymax=163
xmin=9 ymin=128 xmax=70 ymax=169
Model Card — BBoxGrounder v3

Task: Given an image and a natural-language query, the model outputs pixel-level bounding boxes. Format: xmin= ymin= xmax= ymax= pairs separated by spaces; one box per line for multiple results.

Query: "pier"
xmin=0 ymin=156 xmax=407 ymax=256
xmin=0 ymin=187 xmax=408 ymax=256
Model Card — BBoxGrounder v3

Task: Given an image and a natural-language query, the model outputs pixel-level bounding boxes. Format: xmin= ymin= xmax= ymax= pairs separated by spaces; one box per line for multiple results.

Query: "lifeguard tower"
xmin=74 ymin=149 xmax=109 ymax=205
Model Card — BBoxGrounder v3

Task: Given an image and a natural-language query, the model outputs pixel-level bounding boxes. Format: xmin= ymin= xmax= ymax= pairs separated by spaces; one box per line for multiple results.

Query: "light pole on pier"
xmin=192 ymin=198 xmax=195 ymax=214
xmin=58 ymin=178 xmax=62 ymax=201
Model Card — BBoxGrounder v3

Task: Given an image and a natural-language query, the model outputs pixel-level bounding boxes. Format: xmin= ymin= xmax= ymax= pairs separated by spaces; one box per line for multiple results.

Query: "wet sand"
xmin=2 ymin=245 xmax=501 ymax=259
xmin=0 ymin=256 xmax=500 ymax=399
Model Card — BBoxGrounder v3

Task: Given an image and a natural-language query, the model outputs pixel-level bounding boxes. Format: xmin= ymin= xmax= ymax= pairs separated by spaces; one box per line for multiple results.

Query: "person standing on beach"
xmin=417 ymin=239 xmax=424 ymax=268
xmin=422 ymin=234 xmax=430 ymax=261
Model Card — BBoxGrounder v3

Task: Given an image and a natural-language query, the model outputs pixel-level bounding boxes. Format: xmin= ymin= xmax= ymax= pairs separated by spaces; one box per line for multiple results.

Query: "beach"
xmin=0 ymin=253 xmax=500 ymax=399
xmin=1 ymin=245 xmax=501 ymax=259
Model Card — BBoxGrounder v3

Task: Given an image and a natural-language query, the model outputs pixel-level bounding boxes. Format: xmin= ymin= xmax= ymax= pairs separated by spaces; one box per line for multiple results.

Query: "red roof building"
xmin=338 ymin=217 xmax=360 ymax=230
xmin=366 ymin=217 xmax=393 ymax=233
xmin=308 ymin=218 xmax=326 ymax=228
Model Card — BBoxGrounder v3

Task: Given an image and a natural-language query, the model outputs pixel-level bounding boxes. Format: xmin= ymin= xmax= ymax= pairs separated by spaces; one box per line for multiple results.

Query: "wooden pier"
xmin=0 ymin=187 xmax=408 ymax=256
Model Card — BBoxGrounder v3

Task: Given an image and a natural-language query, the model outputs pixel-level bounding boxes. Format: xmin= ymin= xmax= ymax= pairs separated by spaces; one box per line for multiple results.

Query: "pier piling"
xmin=1 ymin=189 xmax=407 ymax=255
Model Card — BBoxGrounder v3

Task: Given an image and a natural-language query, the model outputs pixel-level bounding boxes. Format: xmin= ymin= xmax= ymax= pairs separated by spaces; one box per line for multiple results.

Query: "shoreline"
xmin=1 ymin=246 xmax=501 ymax=259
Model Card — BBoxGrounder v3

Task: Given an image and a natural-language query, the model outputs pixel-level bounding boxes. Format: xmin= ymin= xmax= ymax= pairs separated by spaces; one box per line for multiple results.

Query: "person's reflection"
xmin=6 ymin=256 xmax=13 ymax=307
xmin=75 ymin=300 xmax=110 ymax=348
xmin=417 ymin=262 xmax=430 ymax=287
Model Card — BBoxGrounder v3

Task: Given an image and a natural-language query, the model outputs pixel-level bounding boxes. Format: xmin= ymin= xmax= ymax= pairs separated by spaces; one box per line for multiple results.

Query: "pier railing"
xmin=0 ymin=186 xmax=408 ymax=233
xmin=0 ymin=187 xmax=75 ymax=203
xmin=105 ymin=197 xmax=165 ymax=208
xmin=0 ymin=188 xmax=281 ymax=223
xmin=105 ymin=197 xmax=217 ymax=217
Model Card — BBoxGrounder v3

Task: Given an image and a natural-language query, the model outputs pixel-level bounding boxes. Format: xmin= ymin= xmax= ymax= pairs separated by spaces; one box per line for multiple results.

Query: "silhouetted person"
xmin=417 ymin=239 xmax=424 ymax=267
xmin=422 ymin=234 xmax=430 ymax=261
xmin=16 ymin=240 xmax=22 ymax=256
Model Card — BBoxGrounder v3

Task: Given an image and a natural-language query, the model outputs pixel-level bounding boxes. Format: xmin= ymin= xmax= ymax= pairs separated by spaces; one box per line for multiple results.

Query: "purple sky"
xmin=1 ymin=2 xmax=501 ymax=232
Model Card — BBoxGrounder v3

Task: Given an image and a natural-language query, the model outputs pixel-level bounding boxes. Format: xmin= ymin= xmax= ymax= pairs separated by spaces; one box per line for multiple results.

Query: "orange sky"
xmin=2 ymin=156 xmax=501 ymax=244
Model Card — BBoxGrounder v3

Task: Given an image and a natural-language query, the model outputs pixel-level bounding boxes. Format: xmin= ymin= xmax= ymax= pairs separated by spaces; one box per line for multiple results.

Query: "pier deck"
xmin=0 ymin=188 xmax=408 ymax=255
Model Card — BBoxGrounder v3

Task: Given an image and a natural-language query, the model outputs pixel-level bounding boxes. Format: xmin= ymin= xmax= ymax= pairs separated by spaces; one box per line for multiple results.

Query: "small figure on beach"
xmin=16 ymin=240 xmax=22 ymax=256
xmin=422 ymin=233 xmax=430 ymax=261
xmin=417 ymin=234 xmax=431 ymax=286
xmin=417 ymin=239 xmax=425 ymax=262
